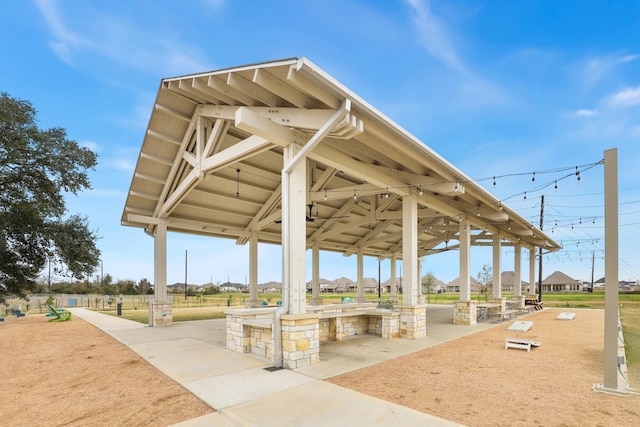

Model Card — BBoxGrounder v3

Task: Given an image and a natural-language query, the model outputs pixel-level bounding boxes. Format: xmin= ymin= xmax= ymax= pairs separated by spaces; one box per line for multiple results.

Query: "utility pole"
xmin=184 ymin=250 xmax=188 ymax=301
xmin=590 ymin=252 xmax=595 ymax=293
xmin=538 ymin=195 xmax=544 ymax=301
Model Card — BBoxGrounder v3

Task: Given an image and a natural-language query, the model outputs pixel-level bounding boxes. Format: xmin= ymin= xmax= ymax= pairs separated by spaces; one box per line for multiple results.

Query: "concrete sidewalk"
xmin=71 ymin=306 xmax=498 ymax=426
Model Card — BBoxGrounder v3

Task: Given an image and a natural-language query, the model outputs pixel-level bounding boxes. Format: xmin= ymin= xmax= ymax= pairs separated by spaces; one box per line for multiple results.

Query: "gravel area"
xmin=328 ymin=308 xmax=639 ymax=426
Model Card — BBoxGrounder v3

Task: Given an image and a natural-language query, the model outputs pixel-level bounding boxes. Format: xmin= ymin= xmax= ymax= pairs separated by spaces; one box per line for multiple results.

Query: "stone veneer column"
xmin=487 ymin=297 xmax=506 ymax=317
xmin=397 ymin=304 xmax=427 ymax=339
xmin=151 ymin=301 xmax=173 ymax=327
xmin=453 ymin=300 xmax=477 ymax=325
xmin=280 ymin=313 xmax=320 ymax=369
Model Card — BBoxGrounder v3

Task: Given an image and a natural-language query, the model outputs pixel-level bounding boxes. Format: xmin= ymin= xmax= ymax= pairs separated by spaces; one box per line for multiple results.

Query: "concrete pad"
xmin=131 ymin=338 xmax=266 ymax=382
xmin=184 ymin=366 xmax=316 ymax=410
xmin=219 ymin=380 xmax=463 ymax=426
xmin=170 ymin=412 xmax=237 ymax=427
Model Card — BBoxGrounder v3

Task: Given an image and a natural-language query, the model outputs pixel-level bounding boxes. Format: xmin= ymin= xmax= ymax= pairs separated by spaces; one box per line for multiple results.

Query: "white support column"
xmin=459 ymin=216 xmax=471 ymax=301
xmin=417 ymin=257 xmax=423 ymax=303
xmin=514 ymin=243 xmax=522 ymax=297
xmin=357 ymin=249 xmax=365 ymax=302
xmin=529 ymin=248 xmax=536 ymax=294
xmin=390 ymin=254 xmax=397 ymax=298
xmin=492 ymin=234 xmax=502 ymax=298
xmin=248 ymin=233 xmax=259 ymax=305
xmin=154 ymin=223 xmax=168 ymax=303
xmin=402 ymin=195 xmax=418 ymax=305
xmin=603 ymin=148 xmax=622 ymax=392
xmin=150 ymin=222 xmax=172 ymax=327
xmin=311 ymin=241 xmax=320 ymax=304
xmin=283 ymin=144 xmax=307 ymax=315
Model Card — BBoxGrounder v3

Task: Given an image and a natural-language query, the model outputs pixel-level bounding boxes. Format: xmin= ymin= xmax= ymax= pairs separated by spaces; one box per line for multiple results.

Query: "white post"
xmin=312 ymin=241 xmax=320 ymax=302
xmin=390 ymin=254 xmax=397 ymax=297
xmin=459 ymin=216 xmax=471 ymax=301
xmin=154 ymin=223 xmax=167 ymax=303
xmin=402 ymin=194 xmax=418 ymax=305
xmin=357 ymin=248 xmax=365 ymax=302
xmin=529 ymin=248 xmax=536 ymax=294
xmin=603 ymin=148 xmax=620 ymax=391
xmin=283 ymin=144 xmax=307 ymax=315
xmin=514 ymin=243 xmax=522 ymax=297
xmin=492 ymin=234 xmax=502 ymax=298
xmin=249 ymin=233 xmax=258 ymax=303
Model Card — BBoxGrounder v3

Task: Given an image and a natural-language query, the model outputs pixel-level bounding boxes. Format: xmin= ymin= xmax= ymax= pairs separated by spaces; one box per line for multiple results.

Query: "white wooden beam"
xmin=253 ymin=68 xmax=313 ymax=108
xmin=147 ymin=129 xmax=182 ymax=146
xmin=235 ymin=107 xmax=300 ymax=147
xmin=200 ymin=135 xmax=272 ymax=173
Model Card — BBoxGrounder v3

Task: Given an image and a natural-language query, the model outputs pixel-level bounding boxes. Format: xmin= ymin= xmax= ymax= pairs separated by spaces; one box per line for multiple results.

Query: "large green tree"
xmin=0 ymin=92 xmax=100 ymax=301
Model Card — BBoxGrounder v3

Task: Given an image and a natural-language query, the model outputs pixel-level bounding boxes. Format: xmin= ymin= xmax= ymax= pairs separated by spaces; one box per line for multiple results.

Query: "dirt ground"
xmin=0 ymin=313 xmax=213 ymax=427
xmin=1 ymin=309 xmax=638 ymax=427
xmin=329 ymin=309 xmax=639 ymax=427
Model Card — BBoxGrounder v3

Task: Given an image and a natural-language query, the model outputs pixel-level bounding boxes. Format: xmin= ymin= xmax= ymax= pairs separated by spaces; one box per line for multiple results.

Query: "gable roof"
xmin=542 ymin=271 xmax=581 ymax=285
xmin=121 ymin=57 xmax=560 ymax=261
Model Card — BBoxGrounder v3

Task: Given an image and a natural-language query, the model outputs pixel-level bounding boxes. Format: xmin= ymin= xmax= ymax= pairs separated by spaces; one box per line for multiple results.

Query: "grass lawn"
xmin=96 ymin=290 xmax=639 ymax=384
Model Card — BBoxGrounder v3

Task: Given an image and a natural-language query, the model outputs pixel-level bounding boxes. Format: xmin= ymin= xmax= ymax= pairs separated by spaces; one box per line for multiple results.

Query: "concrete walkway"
xmin=70 ymin=305 xmax=504 ymax=426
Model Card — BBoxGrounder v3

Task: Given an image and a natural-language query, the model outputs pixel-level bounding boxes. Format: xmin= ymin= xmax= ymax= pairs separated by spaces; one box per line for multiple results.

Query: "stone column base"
xmin=281 ymin=314 xmax=320 ymax=369
xmin=454 ymin=300 xmax=477 ymax=325
xmin=150 ymin=301 xmax=173 ymax=327
xmin=396 ymin=304 xmax=427 ymax=339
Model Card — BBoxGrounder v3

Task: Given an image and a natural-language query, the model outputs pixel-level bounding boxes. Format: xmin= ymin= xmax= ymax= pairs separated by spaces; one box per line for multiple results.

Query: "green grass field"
xmin=97 ymin=290 xmax=639 ymax=384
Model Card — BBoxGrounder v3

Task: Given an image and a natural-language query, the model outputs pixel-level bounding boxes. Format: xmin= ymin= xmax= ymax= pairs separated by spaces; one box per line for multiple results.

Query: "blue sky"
xmin=2 ymin=0 xmax=639 ymax=286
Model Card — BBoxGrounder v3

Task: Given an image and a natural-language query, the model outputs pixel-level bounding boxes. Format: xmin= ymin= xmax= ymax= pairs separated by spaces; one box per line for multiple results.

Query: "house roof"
xmin=500 ymin=271 xmax=530 ymax=287
xmin=121 ymin=57 xmax=560 ymax=260
xmin=542 ymin=271 xmax=581 ymax=285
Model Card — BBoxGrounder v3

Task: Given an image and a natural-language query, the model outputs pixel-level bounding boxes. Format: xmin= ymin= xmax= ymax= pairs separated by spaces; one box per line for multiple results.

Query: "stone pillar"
xmin=151 ymin=301 xmax=173 ymax=327
xmin=454 ymin=300 xmax=477 ymax=326
xmin=397 ymin=304 xmax=427 ymax=339
xmin=281 ymin=313 xmax=320 ymax=369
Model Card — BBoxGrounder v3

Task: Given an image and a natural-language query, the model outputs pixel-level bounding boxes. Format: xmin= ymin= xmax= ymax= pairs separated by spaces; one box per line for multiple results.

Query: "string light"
xmin=236 ymin=169 xmax=240 ymax=198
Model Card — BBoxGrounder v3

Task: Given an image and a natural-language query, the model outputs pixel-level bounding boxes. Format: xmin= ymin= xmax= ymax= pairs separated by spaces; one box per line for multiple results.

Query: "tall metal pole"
xmin=538 ymin=195 xmax=544 ymax=301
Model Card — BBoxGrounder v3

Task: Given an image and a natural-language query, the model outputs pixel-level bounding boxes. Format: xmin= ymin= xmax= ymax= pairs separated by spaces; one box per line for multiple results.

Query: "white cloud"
xmin=405 ymin=0 xmax=466 ymax=73
xmin=35 ymin=0 xmax=213 ymax=76
xmin=620 ymin=54 xmax=639 ymax=63
xmin=607 ymin=87 xmax=640 ymax=108
xmin=575 ymin=109 xmax=598 ymax=117
xmin=112 ymin=159 xmax=135 ymax=172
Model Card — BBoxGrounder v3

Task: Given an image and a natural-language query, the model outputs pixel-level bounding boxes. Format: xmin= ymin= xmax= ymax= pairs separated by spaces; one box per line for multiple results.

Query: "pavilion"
xmin=121 ymin=57 xmax=560 ymax=368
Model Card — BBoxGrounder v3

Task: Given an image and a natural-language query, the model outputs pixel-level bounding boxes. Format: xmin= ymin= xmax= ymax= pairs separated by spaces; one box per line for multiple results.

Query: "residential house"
xmin=500 ymin=271 xmax=530 ymax=294
xmin=541 ymin=271 xmax=582 ymax=293
xmin=446 ymin=277 xmax=482 ymax=293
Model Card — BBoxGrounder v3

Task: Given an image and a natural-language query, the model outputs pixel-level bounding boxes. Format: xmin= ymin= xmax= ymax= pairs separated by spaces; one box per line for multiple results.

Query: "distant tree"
xmin=0 ymin=93 xmax=100 ymax=302
xmin=138 ymin=278 xmax=152 ymax=295
xmin=476 ymin=264 xmax=493 ymax=301
xmin=422 ymin=271 xmax=437 ymax=303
